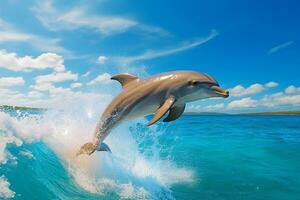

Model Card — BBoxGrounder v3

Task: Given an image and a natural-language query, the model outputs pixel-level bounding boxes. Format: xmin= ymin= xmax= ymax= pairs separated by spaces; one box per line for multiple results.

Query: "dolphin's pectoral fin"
xmin=96 ymin=142 xmax=111 ymax=152
xmin=163 ymin=104 xmax=186 ymax=122
xmin=111 ymin=74 xmax=139 ymax=88
xmin=147 ymin=96 xmax=176 ymax=126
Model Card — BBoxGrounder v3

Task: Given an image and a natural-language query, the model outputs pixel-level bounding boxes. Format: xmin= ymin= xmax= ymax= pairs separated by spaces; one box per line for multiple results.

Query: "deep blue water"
xmin=167 ymin=115 xmax=300 ymax=200
xmin=1 ymin=112 xmax=300 ymax=200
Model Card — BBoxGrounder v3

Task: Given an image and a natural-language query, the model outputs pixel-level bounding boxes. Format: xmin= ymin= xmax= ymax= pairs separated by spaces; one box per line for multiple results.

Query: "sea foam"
xmin=0 ymin=100 xmax=194 ymax=199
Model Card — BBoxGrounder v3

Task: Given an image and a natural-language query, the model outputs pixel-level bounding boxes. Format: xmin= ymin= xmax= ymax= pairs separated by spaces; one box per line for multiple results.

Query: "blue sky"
xmin=0 ymin=0 xmax=299 ymax=113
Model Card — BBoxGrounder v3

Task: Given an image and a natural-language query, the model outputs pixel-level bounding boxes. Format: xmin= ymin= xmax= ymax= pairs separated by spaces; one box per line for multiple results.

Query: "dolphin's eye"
xmin=188 ymin=80 xmax=200 ymax=86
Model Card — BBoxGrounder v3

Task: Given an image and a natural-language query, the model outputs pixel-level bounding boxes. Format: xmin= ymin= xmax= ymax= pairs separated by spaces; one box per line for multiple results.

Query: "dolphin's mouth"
xmin=211 ymin=86 xmax=229 ymax=98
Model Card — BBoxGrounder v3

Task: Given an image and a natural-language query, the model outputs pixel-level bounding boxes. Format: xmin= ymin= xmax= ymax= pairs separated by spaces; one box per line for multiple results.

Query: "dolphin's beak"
xmin=211 ymin=86 xmax=229 ymax=98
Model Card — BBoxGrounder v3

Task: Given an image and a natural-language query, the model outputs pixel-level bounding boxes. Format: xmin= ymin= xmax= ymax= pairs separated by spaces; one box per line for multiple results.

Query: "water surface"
xmin=0 ymin=111 xmax=299 ymax=200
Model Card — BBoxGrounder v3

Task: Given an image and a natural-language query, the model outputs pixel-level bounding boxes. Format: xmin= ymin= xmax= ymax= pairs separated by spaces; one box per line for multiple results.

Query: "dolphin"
xmin=77 ymin=70 xmax=229 ymax=156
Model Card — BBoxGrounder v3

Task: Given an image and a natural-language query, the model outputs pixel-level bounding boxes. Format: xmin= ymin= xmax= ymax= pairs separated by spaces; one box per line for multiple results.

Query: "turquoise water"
xmin=1 ymin=110 xmax=300 ymax=200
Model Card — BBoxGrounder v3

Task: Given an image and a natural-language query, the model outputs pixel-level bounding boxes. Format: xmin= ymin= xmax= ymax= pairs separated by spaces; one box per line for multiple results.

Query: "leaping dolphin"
xmin=77 ymin=70 xmax=229 ymax=156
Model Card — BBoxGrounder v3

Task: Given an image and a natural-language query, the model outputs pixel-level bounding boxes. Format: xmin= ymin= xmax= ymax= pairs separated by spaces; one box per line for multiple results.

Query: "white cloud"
xmin=224 ymin=85 xmax=300 ymax=110
xmin=48 ymin=86 xmax=73 ymax=96
xmin=185 ymin=104 xmax=200 ymax=112
xmin=97 ymin=56 xmax=108 ymax=64
xmin=32 ymin=1 xmax=135 ymax=34
xmin=230 ymin=81 xmax=279 ymax=97
xmin=30 ymin=83 xmax=54 ymax=92
xmin=0 ymin=77 xmax=25 ymax=87
xmin=265 ymin=81 xmax=278 ymax=88
xmin=114 ymin=30 xmax=218 ymax=64
xmin=71 ymin=82 xmax=82 ymax=88
xmin=227 ymin=97 xmax=257 ymax=109
xmin=0 ymin=50 xmax=65 ymax=72
xmin=261 ymin=92 xmax=300 ymax=107
xmin=28 ymin=91 xmax=43 ymax=98
xmin=87 ymin=73 xmax=111 ymax=85
xmin=30 ymin=82 xmax=72 ymax=96
xmin=276 ymin=95 xmax=300 ymax=105
xmin=39 ymin=91 xmax=112 ymax=108
xmin=186 ymin=103 xmax=225 ymax=113
xmin=285 ymin=85 xmax=300 ymax=94
xmin=82 ymin=71 xmax=90 ymax=77
xmin=32 ymin=0 xmax=166 ymax=36
xmin=0 ymin=176 xmax=15 ymax=199
xmin=230 ymin=83 xmax=264 ymax=97
xmin=0 ymin=18 xmax=69 ymax=54
xmin=205 ymin=103 xmax=225 ymax=110
xmin=0 ymin=18 xmax=26 ymax=41
xmin=30 ymin=82 xmax=73 ymax=97
xmin=1 ymin=82 xmax=112 ymax=108
xmin=0 ymin=88 xmax=24 ymax=102
xmin=0 ymin=18 xmax=31 ymax=43
xmin=0 ymin=31 xmax=31 ymax=42
xmin=35 ymin=71 xmax=78 ymax=84
xmin=268 ymin=41 xmax=294 ymax=54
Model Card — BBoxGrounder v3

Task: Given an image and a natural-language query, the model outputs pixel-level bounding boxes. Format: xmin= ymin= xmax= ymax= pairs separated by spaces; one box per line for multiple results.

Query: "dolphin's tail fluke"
xmin=76 ymin=142 xmax=111 ymax=156
xmin=96 ymin=142 xmax=111 ymax=152
xmin=76 ymin=142 xmax=97 ymax=156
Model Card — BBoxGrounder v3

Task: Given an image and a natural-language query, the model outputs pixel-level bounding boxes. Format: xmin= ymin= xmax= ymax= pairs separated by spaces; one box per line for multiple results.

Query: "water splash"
xmin=0 ymin=101 xmax=194 ymax=199
xmin=0 ymin=175 xmax=15 ymax=199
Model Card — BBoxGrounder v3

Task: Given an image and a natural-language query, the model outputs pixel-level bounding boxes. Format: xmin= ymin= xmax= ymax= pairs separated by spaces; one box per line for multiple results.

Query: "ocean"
xmin=0 ymin=108 xmax=300 ymax=200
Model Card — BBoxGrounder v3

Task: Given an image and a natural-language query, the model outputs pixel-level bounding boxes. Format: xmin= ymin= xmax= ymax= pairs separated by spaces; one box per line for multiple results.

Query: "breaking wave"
xmin=0 ymin=101 xmax=194 ymax=199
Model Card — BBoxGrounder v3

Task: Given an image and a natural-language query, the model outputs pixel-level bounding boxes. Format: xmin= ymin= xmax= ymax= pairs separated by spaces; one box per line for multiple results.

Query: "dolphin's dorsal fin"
xmin=163 ymin=104 xmax=185 ymax=122
xmin=111 ymin=73 xmax=139 ymax=88
xmin=148 ymin=96 xmax=176 ymax=126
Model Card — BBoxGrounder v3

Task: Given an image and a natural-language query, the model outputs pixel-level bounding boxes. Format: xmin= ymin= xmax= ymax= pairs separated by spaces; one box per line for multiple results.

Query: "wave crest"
xmin=0 ymin=104 xmax=194 ymax=199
